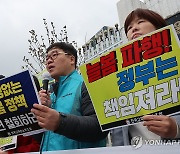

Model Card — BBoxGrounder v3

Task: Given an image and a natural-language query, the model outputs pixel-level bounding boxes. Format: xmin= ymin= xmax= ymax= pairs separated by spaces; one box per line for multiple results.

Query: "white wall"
xmin=116 ymin=0 xmax=146 ymax=28
xmin=144 ymin=0 xmax=180 ymax=19
xmin=117 ymin=0 xmax=180 ymax=29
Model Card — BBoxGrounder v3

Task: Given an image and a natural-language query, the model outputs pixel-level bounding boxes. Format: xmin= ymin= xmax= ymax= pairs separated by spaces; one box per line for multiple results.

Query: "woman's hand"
xmin=143 ymin=115 xmax=177 ymax=138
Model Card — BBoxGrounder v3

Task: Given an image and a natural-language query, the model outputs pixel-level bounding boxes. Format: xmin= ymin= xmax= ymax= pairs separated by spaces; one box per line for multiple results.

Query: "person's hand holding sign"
xmin=32 ymin=90 xmax=59 ymax=131
xmin=31 ymin=104 xmax=60 ymax=131
xmin=143 ymin=115 xmax=178 ymax=138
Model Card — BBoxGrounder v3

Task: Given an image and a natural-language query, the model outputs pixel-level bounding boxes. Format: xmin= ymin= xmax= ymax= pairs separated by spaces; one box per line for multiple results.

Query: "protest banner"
xmin=0 ymin=136 xmax=17 ymax=151
xmin=0 ymin=70 xmax=42 ymax=137
xmin=80 ymin=25 xmax=180 ymax=131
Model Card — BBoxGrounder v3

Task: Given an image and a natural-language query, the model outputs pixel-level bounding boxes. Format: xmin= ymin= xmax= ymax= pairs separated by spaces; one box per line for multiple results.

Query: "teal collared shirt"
xmin=41 ymin=70 xmax=106 ymax=151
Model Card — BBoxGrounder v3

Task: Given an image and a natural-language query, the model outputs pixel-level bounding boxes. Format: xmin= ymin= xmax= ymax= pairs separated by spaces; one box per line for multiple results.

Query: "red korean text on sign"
xmin=86 ymin=51 xmax=118 ymax=83
xmin=121 ymin=29 xmax=172 ymax=68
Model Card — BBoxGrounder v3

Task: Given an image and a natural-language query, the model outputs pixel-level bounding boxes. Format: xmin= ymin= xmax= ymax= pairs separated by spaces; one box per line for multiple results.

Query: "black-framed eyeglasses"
xmin=45 ymin=51 xmax=69 ymax=64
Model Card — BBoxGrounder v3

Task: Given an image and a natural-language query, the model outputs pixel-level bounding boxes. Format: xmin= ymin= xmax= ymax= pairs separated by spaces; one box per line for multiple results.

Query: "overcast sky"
xmin=0 ymin=0 xmax=123 ymax=76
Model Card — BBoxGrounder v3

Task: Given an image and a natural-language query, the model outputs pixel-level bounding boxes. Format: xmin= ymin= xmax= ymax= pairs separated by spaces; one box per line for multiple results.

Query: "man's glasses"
xmin=45 ymin=51 xmax=69 ymax=64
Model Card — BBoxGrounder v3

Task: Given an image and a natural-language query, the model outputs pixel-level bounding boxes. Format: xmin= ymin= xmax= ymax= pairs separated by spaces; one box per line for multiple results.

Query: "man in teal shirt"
xmin=31 ymin=42 xmax=107 ymax=151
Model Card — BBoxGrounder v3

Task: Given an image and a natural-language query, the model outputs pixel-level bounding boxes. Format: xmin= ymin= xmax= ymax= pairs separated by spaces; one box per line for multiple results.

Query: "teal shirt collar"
xmin=58 ymin=70 xmax=76 ymax=85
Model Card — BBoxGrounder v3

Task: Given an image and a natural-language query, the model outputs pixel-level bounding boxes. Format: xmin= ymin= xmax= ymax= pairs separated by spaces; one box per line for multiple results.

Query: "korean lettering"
xmin=156 ymin=82 xmax=172 ymax=107
xmin=104 ymin=77 xmax=180 ymax=121
xmin=0 ymin=88 xmax=3 ymax=99
xmin=14 ymin=94 xmax=28 ymax=108
xmin=27 ymin=112 xmax=38 ymax=123
xmin=12 ymin=116 xmax=24 ymax=127
xmin=100 ymin=51 xmax=118 ymax=77
xmin=121 ymin=44 xmax=134 ymax=67
xmin=4 ymin=113 xmax=38 ymax=130
xmin=0 ymin=120 xmax=6 ymax=131
xmin=4 ymin=98 xmax=18 ymax=112
xmin=170 ymin=78 xmax=180 ymax=103
xmin=117 ymin=55 xmax=178 ymax=93
xmin=119 ymin=93 xmax=135 ymax=117
xmin=128 ymin=112 xmax=163 ymax=124
xmin=0 ymin=83 xmax=13 ymax=98
xmin=135 ymin=60 xmax=156 ymax=85
xmin=142 ymin=32 xmax=164 ymax=60
xmin=86 ymin=51 xmax=118 ymax=83
xmin=104 ymin=98 xmax=120 ymax=118
xmin=156 ymin=56 xmax=178 ymax=80
xmin=116 ymin=68 xmax=135 ymax=92
xmin=4 ymin=118 xmax=16 ymax=129
xmin=0 ymin=101 xmax=6 ymax=115
xmin=86 ymin=62 xmax=101 ymax=83
xmin=20 ymin=113 xmax=38 ymax=125
xmin=10 ymin=81 xmax=22 ymax=94
xmin=0 ymin=81 xmax=22 ymax=99
xmin=135 ymin=86 xmax=156 ymax=112
xmin=128 ymin=117 xmax=143 ymax=124
xmin=121 ymin=29 xmax=172 ymax=68
xmin=4 ymin=94 xmax=28 ymax=112
xmin=104 ymin=93 xmax=136 ymax=119
xmin=9 ymin=127 xmax=33 ymax=136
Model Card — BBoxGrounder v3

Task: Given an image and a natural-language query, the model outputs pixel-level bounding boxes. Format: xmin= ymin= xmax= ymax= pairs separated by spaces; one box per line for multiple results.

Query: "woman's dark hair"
xmin=124 ymin=8 xmax=167 ymax=35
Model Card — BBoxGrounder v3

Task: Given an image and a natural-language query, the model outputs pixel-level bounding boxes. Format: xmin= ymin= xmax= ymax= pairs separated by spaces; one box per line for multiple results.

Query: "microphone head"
xmin=42 ymin=72 xmax=51 ymax=81
xmin=42 ymin=72 xmax=51 ymax=91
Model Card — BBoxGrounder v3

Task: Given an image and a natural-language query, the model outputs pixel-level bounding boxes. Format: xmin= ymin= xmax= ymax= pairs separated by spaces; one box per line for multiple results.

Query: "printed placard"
xmin=80 ymin=25 xmax=180 ymax=131
xmin=0 ymin=70 xmax=42 ymax=137
xmin=0 ymin=136 xmax=17 ymax=151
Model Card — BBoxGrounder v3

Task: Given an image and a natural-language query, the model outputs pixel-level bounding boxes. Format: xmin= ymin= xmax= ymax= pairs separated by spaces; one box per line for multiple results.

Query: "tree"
xmin=22 ymin=19 xmax=80 ymax=74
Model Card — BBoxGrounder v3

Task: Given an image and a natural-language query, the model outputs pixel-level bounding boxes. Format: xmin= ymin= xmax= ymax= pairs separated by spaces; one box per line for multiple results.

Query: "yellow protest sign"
xmin=0 ymin=136 xmax=17 ymax=151
xmin=80 ymin=25 xmax=180 ymax=131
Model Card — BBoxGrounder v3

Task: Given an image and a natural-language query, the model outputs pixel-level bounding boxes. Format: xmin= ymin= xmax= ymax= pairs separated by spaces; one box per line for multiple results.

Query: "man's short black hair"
xmin=46 ymin=42 xmax=77 ymax=67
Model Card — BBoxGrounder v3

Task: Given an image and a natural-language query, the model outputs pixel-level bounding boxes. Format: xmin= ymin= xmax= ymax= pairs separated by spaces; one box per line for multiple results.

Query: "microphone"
xmin=42 ymin=72 xmax=51 ymax=92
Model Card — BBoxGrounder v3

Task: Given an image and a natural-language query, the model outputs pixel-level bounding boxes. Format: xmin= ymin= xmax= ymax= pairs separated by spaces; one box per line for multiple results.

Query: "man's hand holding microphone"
xmin=31 ymin=72 xmax=60 ymax=131
xmin=40 ymin=72 xmax=52 ymax=107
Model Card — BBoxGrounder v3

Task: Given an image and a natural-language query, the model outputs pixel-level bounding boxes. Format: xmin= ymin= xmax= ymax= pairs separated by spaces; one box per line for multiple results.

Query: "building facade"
xmin=79 ymin=0 xmax=180 ymax=65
